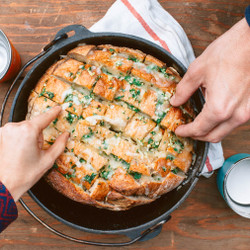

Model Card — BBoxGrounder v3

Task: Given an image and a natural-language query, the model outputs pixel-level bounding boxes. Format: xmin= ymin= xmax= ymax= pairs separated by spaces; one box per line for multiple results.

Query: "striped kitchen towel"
xmin=90 ymin=0 xmax=224 ymax=176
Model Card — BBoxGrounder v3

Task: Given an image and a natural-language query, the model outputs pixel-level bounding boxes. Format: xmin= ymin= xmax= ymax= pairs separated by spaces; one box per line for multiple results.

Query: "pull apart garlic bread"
xmin=26 ymin=44 xmax=196 ymax=211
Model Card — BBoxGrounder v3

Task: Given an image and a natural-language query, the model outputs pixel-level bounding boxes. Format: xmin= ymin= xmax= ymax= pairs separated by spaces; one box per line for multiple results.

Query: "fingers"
xmin=170 ymin=60 xmax=203 ymax=107
xmin=31 ymin=106 xmax=62 ymax=131
xmin=192 ymin=116 xmax=238 ymax=142
xmin=174 ymin=103 xmax=219 ymax=138
xmin=43 ymin=132 xmax=70 ymax=169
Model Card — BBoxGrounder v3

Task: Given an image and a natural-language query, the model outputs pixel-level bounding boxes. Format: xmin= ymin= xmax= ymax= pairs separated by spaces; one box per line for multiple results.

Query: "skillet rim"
xmin=8 ymin=25 xmax=209 ymax=235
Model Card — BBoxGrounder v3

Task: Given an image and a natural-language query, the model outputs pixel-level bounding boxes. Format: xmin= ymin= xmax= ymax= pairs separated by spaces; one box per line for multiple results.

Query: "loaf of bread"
xmin=26 ymin=44 xmax=195 ymax=210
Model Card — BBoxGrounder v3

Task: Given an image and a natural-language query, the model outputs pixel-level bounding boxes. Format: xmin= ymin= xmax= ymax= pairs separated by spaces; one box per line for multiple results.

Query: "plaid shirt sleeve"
xmin=0 ymin=182 xmax=18 ymax=232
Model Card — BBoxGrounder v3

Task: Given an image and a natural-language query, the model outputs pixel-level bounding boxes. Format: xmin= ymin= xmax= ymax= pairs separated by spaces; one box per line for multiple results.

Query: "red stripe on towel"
xmin=205 ymin=157 xmax=213 ymax=172
xmin=121 ymin=0 xmax=171 ymax=53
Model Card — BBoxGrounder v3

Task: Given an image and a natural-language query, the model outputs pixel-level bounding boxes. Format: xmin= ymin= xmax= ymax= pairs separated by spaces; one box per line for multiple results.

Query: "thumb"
xmin=43 ymin=132 xmax=70 ymax=169
xmin=170 ymin=61 xmax=202 ymax=107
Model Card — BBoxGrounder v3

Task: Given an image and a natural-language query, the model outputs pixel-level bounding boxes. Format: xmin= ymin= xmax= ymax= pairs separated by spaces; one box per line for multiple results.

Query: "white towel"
xmin=90 ymin=0 xmax=224 ymax=176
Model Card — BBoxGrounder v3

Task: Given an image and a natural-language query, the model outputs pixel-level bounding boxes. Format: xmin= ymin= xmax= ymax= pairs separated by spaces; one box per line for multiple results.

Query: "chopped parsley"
xmin=79 ymin=158 xmax=86 ymax=163
xmin=129 ymin=88 xmax=140 ymax=99
xmin=146 ymin=65 xmax=159 ymax=72
xmin=150 ymin=131 xmax=156 ymax=135
xmin=148 ymin=138 xmax=153 ymax=144
xmin=95 ymin=75 xmax=101 ymax=83
xmin=166 ymin=155 xmax=175 ymax=161
xmin=158 ymin=67 xmax=172 ymax=79
xmin=156 ymin=112 xmax=166 ymax=124
xmin=64 ymin=173 xmax=72 ymax=179
xmin=102 ymin=68 xmax=112 ymax=75
xmin=66 ymin=112 xmax=76 ymax=124
xmin=115 ymin=95 xmax=124 ymax=101
xmin=64 ymin=94 xmax=73 ymax=103
xmin=124 ymin=75 xmax=131 ymax=82
xmin=127 ymin=104 xmax=140 ymax=113
xmin=120 ymin=159 xmax=130 ymax=169
xmin=82 ymin=127 xmax=94 ymax=140
xmin=53 ymin=163 xmax=58 ymax=169
xmin=127 ymin=55 xmax=139 ymax=62
xmin=148 ymin=138 xmax=159 ymax=149
xmin=171 ymin=168 xmax=180 ymax=175
xmin=46 ymin=91 xmax=54 ymax=99
xmin=116 ymin=61 xmax=123 ymax=66
xmin=129 ymin=171 xmax=141 ymax=180
xmin=100 ymin=121 xmax=105 ymax=126
xmin=84 ymin=173 xmax=97 ymax=184
xmin=102 ymin=140 xmax=108 ymax=150
xmin=100 ymin=166 xmax=111 ymax=180
xmin=109 ymin=48 xmax=115 ymax=53
xmin=162 ymin=166 xmax=167 ymax=172
xmin=53 ymin=118 xmax=58 ymax=125
xmin=131 ymin=78 xmax=142 ymax=86
xmin=39 ymin=88 xmax=46 ymax=97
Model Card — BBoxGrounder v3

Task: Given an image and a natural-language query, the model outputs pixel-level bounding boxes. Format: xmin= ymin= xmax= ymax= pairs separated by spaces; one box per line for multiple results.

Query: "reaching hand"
xmin=0 ymin=106 xmax=69 ymax=201
xmin=170 ymin=18 xmax=250 ymax=143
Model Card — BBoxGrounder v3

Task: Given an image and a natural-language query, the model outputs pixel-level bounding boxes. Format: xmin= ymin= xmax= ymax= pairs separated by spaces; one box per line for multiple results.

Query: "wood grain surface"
xmin=0 ymin=0 xmax=250 ymax=249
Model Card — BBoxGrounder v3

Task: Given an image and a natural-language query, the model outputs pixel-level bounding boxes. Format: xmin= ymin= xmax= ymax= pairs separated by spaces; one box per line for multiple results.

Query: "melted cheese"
xmin=85 ymin=115 xmax=126 ymax=128
xmin=61 ymin=89 xmax=73 ymax=103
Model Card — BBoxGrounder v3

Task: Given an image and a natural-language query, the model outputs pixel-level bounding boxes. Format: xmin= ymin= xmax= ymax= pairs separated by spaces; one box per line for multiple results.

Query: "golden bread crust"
xmin=26 ymin=44 xmax=196 ymax=211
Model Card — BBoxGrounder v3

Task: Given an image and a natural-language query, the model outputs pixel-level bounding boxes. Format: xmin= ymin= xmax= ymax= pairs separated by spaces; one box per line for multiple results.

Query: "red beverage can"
xmin=0 ymin=29 xmax=21 ymax=83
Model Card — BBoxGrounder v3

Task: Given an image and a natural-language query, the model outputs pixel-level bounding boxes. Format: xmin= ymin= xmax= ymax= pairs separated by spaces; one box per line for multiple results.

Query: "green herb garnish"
xmin=100 ymin=166 xmax=111 ymax=180
xmin=129 ymin=171 xmax=141 ymax=180
xmin=53 ymin=118 xmax=58 ymax=125
xmin=84 ymin=173 xmax=97 ymax=184
xmin=166 ymin=155 xmax=175 ymax=161
xmin=39 ymin=88 xmax=46 ymax=97
xmin=64 ymin=94 xmax=73 ymax=103
xmin=79 ymin=158 xmax=86 ymax=163
xmin=53 ymin=163 xmax=58 ymax=169
xmin=46 ymin=91 xmax=54 ymax=99
xmin=127 ymin=55 xmax=139 ymax=62
xmin=66 ymin=112 xmax=76 ymax=124
xmin=171 ymin=168 xmax=180 ymax=175
xmin=115 ymin=95 xmax=124 ymax=101
xmin=82 ymin=127 xmax=94 ymax=140
xmin=129 ymin=88 xmax=140 ymax=99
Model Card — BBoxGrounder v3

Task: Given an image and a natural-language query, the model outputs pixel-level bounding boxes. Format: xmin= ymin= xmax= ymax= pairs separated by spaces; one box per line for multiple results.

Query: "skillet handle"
xmin=54 ymin=24 xmax=92 ymax=40
xmin=19 ymin=197 xmax=170 ymax=246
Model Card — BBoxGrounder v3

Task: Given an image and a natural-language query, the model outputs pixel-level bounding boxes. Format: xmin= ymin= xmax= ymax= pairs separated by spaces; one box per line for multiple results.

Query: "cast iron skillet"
xmin=0 ymin=25 xmax=209 ymax=246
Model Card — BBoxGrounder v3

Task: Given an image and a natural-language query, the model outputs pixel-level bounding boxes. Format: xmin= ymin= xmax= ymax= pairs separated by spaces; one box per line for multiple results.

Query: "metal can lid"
xmin=224 ymin=157 xmax=250 ymax=219
xmin=0 ymin=29 xmax=11 ymax=80
xmin=225 ymin=157 xmax=250 ymax=205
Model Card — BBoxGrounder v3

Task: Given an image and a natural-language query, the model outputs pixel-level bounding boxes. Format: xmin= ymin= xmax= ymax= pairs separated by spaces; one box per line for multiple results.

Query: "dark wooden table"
xmin=0 ymin=1 xmax=250 ymax=249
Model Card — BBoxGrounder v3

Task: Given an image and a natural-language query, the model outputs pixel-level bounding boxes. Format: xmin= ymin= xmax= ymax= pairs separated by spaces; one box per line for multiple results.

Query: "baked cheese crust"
xmin=26 ymin=44 xmax=195 ymax=211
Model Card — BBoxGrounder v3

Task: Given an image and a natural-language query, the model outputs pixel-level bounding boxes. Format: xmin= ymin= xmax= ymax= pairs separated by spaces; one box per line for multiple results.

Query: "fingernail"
xmin=170 ymin=95 xmax=175 ymax=105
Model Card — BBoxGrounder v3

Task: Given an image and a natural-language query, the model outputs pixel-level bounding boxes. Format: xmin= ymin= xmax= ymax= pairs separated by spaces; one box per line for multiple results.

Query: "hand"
xmin=170 ymin=18 xmax=250 ymax=142
xmin=0 ymin=106 xmax=69 ymax=201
